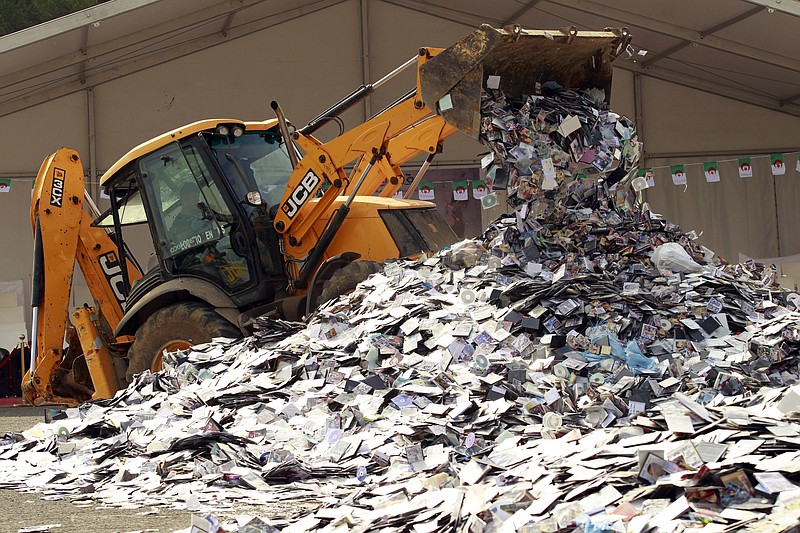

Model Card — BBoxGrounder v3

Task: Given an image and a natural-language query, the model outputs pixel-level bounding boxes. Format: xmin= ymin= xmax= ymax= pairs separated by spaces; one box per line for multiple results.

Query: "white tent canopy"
xmin=2 ymin=0 xmax=800 ymax=119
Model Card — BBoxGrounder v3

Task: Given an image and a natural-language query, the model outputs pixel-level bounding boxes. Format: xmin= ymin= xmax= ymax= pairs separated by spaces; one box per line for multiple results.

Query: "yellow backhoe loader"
xmin=24 ymin=25 xmax=631 ymax=406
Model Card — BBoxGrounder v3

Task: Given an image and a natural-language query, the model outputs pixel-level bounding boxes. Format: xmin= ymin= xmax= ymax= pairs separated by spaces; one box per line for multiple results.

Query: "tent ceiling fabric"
xmin=1 ymin=0 xmax=799 ymax=117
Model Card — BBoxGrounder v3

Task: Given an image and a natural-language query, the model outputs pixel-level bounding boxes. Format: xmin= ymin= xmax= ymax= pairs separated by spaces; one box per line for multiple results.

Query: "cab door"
xmin=137 ymin=141 xmax=258 ymax=294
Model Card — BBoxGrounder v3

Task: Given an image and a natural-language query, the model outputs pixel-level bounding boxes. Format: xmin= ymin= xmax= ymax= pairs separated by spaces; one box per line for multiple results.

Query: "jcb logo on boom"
xmin=50 ymin=168 xmax=66 ymax=208
xmin=281 ymin=170 xmax=320 ymax=219
xmin=99 ymin=252 xmax=126 ymax=306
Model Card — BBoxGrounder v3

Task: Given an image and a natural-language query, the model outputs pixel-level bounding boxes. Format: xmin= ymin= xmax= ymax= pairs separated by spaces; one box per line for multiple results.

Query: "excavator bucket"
xmin=419 ymin=24 xmax=631 ymax=138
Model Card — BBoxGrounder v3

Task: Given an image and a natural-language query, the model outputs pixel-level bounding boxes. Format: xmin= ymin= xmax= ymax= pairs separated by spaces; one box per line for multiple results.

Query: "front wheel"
xmin=125 ymin=302 xmax=241 ymax=383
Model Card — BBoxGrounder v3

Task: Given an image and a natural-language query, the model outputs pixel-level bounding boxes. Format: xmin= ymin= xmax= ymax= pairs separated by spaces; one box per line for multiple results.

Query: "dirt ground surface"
xmin=0 ymin=406 xmax=194 ymax=533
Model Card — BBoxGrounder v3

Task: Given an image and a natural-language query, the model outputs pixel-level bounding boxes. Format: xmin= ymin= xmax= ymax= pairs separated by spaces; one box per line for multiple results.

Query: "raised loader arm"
xmin=272 ymin=25 xmax=630 ymax=289
xmin=25 ymin=148 xmax=142 ymax=405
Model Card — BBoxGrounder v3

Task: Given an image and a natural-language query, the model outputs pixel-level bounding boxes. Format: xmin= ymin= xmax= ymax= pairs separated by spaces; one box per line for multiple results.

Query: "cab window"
xmin=138 ymin=142 xmax=252 ymax=289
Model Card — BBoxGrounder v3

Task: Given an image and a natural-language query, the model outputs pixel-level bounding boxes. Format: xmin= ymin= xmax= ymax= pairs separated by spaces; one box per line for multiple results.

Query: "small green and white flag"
xmin=738 ymin=158 xmax=752 ymax=178
xmin=771 ymin=154 xmax=786 ymax=176
xmin=453 ymin=180 xmax=468 ymax=201
xmin=670 ymin=165 xmax=687 ymax=185
xmin=418 ymin=182 xmax=434 ymax=200
xmin=0 ymin=179 xmax=10 ymax=193
xmin=472 ymin=179 xmax=488 ymax=199
xmin=481 ymin=192 xmax=498 ymax=210
xmin=704 ymin=161 xmax=720 ymax=183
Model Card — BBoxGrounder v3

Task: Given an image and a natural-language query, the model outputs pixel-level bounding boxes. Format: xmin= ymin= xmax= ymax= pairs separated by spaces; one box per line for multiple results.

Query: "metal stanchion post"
xmin=17 ymin=334 xmax=26 ymax=394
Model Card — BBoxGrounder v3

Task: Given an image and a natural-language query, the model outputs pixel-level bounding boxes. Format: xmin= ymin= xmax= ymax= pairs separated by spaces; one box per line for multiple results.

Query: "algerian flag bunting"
xmin=0 ymin=179 xmax=10 ymax=193
xmin=472 ymin=179 xmax=488 ymax=199
xmin=670 ymin=165 xmax=687 ymax=185
xmin=418 ymin=182 xmax=434 ymax=200
xmin=100 ymin=187 xmax=110 ymax=199
xmin=704 ymin=161 xmax=720 ymax=183
xmin=453 ymin=181 xmax=468 ymax=201
xmin=771 ymin=154 xmax=786 ymax=176
xmin=738 ymin=158 xmax=752 ymax=178
xmin=796 ymin=158 xmax=800 ymax=173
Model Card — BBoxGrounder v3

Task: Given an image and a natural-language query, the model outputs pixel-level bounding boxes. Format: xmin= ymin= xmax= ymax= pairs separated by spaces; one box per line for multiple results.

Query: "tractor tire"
xmin=125 ymin=302 xmax=240 ymax=383
xmin=316 ymin=260 xmax=382 ymax=309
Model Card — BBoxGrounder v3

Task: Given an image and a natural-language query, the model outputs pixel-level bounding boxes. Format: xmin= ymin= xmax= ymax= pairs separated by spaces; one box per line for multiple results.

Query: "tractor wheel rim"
xmin=151 ymin=339 xmax=192 ymax=372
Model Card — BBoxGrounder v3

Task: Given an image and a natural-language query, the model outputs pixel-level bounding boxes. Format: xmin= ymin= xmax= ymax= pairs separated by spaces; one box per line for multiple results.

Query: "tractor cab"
xmin=96 ymin=120 xmax=293 ymax=315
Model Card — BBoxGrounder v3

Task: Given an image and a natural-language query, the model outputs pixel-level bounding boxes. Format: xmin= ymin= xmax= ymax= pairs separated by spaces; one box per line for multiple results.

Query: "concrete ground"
xmin=0 ymin=406 xmax=193 ymax=533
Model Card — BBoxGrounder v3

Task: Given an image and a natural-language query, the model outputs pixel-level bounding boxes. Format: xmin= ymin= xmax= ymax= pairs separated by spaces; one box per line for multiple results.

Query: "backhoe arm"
xmin=25 ymin=148 xmax=141 ymax=405
xmin=27 ymin=149 xmax=84 ymax=404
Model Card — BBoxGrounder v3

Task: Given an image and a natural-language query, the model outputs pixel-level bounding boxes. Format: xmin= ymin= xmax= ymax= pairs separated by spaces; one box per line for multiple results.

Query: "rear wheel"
xmin=316 ymin=260 xmax=382 ymax=309
xmin=126 ymin=302 xmax=241 ymax=383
